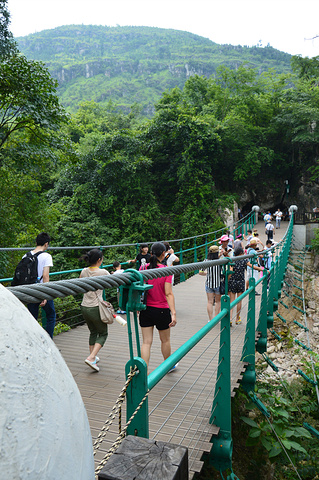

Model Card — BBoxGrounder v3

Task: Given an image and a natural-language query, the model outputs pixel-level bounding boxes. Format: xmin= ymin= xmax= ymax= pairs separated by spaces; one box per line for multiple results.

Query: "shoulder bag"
xmin=81 ymin=267 xmax=114 ymax=324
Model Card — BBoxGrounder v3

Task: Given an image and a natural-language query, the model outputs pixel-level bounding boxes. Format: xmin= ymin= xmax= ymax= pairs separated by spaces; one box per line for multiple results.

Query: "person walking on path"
xmin=139 ymin=242 xmax=177 ymax=371
xmin=199 ymin=245 xmax=223 ymax=321
xmin=219 ymin=234 xmax=233 ymax=258
xmin=263 ymin=211 xmax=272 ymax=227
xmin=26 ymin=232 xmax=56 ymax=339
xmin=112 ymin=261 xmax=126 ymax=314
xmin=80 ymin=249 xmax=110 ymax=372
xmin=274 ymin=209 xmax=283 ymax=228
xmin=128 ymin=244 xmax=151 ymax=269
xmin=228 ymin=247 xmax=248 ymax=325
xmin=162 ymin=242 xmax=180 ymax=267
xmin=265 ymin=220 xmax=275 ymax=242
xmin=245 ymin=238 xmax=264 ymax=292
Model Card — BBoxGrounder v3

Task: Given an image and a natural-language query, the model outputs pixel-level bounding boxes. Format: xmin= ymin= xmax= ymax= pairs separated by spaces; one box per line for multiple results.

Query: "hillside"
xmin=16 ymin=25 xmax=292 ymax=114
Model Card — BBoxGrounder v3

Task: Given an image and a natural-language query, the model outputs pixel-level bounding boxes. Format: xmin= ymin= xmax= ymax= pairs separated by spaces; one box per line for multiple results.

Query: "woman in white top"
xmin=80 ymin=249 xmax=110 ymax=372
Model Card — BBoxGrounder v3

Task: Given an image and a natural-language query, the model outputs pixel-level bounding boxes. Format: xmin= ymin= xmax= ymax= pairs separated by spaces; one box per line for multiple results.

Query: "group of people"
xmin=80 ymin=242 xmax=179 ymax=372
xmin=200 ymin=229 xmax=275 ymax=325
xmin=17 ymin=228 xmax=274 ymax=374
xmin=18 ymin=234 xmax=180 ymax=374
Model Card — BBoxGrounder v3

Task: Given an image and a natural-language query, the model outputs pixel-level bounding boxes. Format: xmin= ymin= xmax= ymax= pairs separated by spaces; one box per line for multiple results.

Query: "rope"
xmin=93 ymin=366 xmax=137 ymax=454
xmin=0 ymin=211 xmax=254 ymax=253
xmin=94 ymin=389 xmax=150 ymax=477
xmin=8 ymin=248 xmax=279 ymax=304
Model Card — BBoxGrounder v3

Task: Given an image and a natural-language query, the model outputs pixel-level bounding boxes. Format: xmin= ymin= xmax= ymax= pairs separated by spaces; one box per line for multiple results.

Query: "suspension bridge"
xmin=2 ymin=207 xmax=317 ymax=479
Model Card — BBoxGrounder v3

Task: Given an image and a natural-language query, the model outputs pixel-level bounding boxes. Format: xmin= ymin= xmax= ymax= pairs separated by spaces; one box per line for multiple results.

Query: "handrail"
xmin=123 ymin=212 xmax=294 ymax=475
xmin=0 ymin=210 xmax=256 ymax=284
xmin=4 ymin=209 xmax=294 ymax=477
xmin=0 ymin=211 xmax=253 ymax=252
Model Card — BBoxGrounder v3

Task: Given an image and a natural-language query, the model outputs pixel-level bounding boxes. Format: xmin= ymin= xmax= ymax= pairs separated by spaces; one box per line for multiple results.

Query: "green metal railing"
xmin=119 ymin=211 xmax=294 ymax=476
xmin=7 ymin=207 xmax=290 ymax=477
xmin=0 ymin=210 xmax=256 ymax=285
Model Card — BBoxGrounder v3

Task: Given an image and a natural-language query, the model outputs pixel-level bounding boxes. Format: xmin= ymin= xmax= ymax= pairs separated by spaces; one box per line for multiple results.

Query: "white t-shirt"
xmin=167 ymin=254 xmax=178 ymax=267
xmin=28 ymin=251 xmax=53 ymax=283
xmin=265 ymin=223 xmax=274 ymax=232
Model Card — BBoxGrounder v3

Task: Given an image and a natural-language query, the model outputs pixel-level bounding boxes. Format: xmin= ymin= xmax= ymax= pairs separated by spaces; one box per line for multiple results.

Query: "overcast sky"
xmin=7 ymin=0 xmax=319 ymax=58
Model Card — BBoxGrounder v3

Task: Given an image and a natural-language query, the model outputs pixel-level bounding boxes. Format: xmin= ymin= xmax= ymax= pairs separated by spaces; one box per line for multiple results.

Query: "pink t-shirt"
xmin=140 ymin=264 xmax=173 ymax=308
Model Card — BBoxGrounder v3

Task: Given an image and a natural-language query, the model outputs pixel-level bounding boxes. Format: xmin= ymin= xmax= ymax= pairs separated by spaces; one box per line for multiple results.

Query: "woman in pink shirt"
xmin=139 ymin=242 xmax=177 ymax=371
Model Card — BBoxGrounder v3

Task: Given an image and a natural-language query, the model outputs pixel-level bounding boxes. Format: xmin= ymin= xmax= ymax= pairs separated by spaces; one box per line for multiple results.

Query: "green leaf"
xmin=284 ymin=440 xmax=308 ymax=455
xmin=249 ymin=429 xmax=261 ymax=438
xmin=274 ymin=408 xmax=289 ymax=419
xmin=269 ymin=445 xmax=282 ymax=458
xmin=261 ymin=437 xmax=272 ymax=451
xmin=294 ymin=427 xmax=312 ymax=439
xmin=240 ymin=416 xmax=258 ymax=428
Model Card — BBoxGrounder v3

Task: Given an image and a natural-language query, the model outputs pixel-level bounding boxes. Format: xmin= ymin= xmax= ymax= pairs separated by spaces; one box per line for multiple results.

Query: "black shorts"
xmin=139 ymin=306 xmax=171 ymax=330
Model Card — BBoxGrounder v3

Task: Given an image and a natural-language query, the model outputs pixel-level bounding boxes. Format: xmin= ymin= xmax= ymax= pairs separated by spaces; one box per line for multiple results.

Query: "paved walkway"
xmin=54 ymin=220 xmax=286 ymax=478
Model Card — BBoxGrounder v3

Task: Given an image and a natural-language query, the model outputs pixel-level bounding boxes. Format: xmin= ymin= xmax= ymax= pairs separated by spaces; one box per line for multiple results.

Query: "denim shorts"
xmin=205 ymin=285 xmax=221 ymax=294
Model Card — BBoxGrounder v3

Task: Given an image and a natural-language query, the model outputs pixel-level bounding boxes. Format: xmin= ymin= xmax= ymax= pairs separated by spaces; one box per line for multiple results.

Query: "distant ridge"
xmin=16 ymin=25 xmax=292 ymax=114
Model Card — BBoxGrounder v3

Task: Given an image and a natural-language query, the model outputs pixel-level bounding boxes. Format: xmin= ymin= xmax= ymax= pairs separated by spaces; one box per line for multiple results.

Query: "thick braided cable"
xmin=6 ymin=255 xmax=270 ymax=304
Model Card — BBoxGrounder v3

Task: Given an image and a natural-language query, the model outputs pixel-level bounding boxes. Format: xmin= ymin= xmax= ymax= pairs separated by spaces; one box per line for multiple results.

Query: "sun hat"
xmin=249 ymin=238 xmax=258 ymax=246
xmin=209 ymin=245 xmax=219 ymax=253
xmin=219 ymin=234 xmax=230 ymax=244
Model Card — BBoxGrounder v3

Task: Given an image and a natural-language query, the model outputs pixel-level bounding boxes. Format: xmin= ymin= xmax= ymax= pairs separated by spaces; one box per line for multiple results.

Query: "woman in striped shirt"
xmin=199 ymin=245 xmax=223 ymax=321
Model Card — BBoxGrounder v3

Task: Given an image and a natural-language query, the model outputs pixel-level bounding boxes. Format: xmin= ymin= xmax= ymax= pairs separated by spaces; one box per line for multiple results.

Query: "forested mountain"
xmin=3 ymin=8 xmax=319 ymax=258
xmin=16 ymin=25 xmax=292 ymax=114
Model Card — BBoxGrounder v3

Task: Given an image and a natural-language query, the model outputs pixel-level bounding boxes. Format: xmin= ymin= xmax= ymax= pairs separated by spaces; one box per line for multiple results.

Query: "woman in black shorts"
xmin=139 ymin=242 xmax=177 ymax=371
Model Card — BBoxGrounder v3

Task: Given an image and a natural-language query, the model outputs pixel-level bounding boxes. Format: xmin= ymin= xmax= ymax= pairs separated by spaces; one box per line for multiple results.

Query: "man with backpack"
xmin=12 ymin=232 xmax=56 ymax=338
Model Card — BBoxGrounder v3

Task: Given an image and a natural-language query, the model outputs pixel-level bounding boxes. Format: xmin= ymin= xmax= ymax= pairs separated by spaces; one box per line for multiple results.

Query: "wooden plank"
xmin=54 ymin=221 xmax=286 ymax=478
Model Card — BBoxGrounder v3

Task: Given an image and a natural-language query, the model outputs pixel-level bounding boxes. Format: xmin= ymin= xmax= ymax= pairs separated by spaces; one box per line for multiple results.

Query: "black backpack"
xmin=11 ymin=251 xmax=44 ymax=286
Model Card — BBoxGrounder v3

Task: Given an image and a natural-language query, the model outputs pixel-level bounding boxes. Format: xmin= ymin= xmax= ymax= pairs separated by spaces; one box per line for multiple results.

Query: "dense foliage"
xmin=1 ymin=7 xmax=319 ymax=476
xmin=16 ymin=25 xmax=292 ymax=114
xmin=1 ymin=14 xmax=319 ymax=277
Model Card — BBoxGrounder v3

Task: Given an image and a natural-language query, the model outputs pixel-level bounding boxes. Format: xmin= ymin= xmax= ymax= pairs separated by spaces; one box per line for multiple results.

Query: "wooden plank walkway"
xmin=54 ymin=220 xmax=286 ymax=479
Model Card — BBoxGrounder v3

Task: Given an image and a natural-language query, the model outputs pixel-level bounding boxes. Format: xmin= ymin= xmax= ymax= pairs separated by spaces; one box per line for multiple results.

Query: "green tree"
xmin=0 ymin=0 xmax=17 ymax=58
xmin=0 ymin=55 xmax=67 ymax=150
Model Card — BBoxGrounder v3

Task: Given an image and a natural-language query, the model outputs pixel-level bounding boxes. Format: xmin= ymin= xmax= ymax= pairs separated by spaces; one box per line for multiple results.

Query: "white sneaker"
xmin=95 ymin=356 xmax=100 ymax=363
xmin=168 ymin=363 xmax=179 ymax=373
xmin=85 ymin=358 xmax=99 ymax=372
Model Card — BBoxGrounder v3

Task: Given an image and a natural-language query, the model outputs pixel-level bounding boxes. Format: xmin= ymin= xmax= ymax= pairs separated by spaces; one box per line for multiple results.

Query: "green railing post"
xmin=125 ymin=357 xmax=149 ymax=437
xmin=256 ymin=270 xmax=268 ymax=353
xmin=241 ymin=277 xmax=256 ymax=392
xmin=180 ymin=240 xmax=185 ymax=283
xmin=272 ymin=256 xmax=280 ymax=313
xmin=194 ymin=237 xmax=199 ymax=275
xmin=209 ymin=296 xmax=233 ymax=472
xmin=118 ymin=269 xmax=153 ymax=437
xmin=205 ymin=234 xmax=208 ymax=261
xmin=267 ymin=260 xmax=275 ymax=329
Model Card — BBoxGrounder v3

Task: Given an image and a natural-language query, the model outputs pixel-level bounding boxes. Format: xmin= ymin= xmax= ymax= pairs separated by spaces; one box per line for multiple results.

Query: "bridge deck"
xmin=54 ymin=220 xmax=286 ymax=478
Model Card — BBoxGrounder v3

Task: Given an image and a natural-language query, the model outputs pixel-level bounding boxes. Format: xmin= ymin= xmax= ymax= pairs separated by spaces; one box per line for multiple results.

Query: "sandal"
xmin=235 ymin=317 xmax=242 ymax=325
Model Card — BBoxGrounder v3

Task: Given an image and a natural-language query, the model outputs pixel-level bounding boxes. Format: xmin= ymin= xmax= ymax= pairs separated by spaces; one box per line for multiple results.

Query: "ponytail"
xmin=80 ymin=248 xmax=103 ymax=266
xmin=148 ymin=254 xmax=159 ymax=269
xmin=147 ymin=242 xmax=166 ymax=270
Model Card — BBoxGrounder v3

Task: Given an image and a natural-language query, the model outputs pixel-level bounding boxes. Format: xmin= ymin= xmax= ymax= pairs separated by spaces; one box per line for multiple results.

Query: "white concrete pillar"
xmin=0 ymin=285 xmax=94 ymax=480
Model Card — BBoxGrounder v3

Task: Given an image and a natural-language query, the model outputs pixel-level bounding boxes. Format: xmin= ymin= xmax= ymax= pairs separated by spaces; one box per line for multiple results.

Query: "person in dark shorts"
xmin=139 ymin=242 xmax=177 ymax=372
